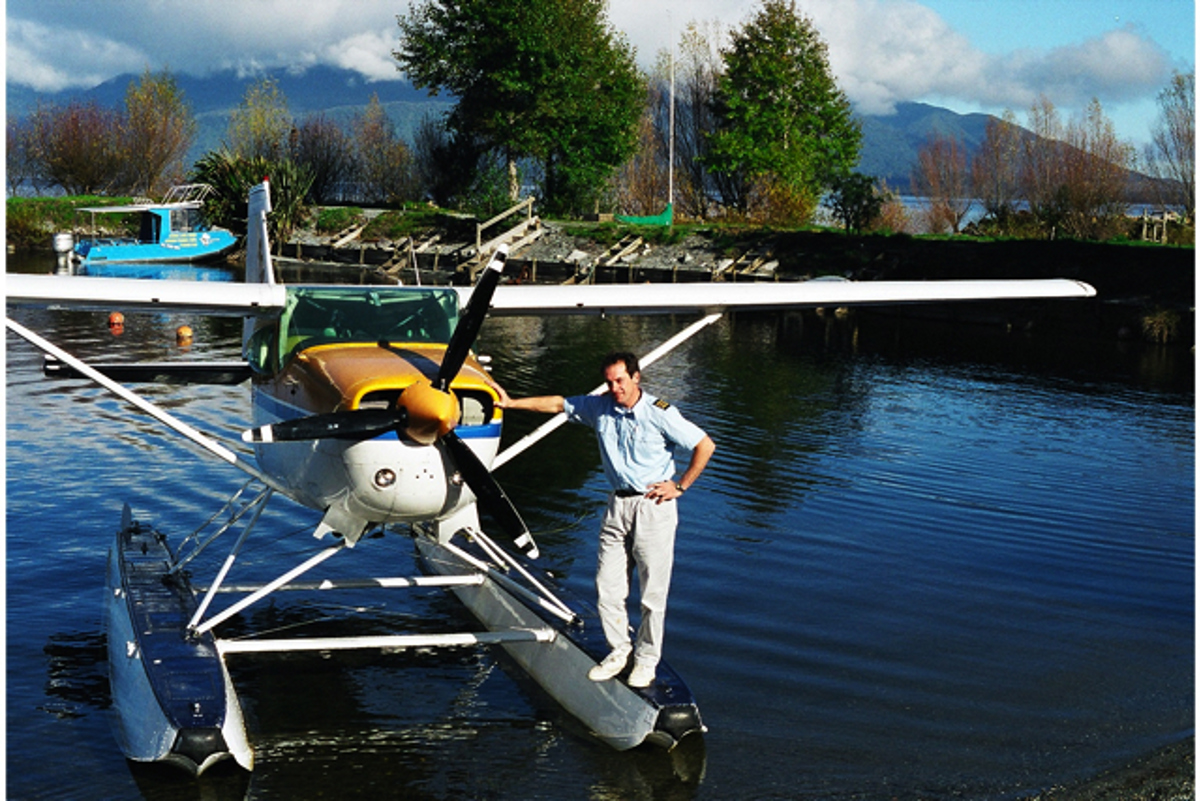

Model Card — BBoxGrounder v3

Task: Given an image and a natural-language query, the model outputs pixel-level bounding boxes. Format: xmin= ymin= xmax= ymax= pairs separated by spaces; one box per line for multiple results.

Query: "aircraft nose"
xmin=398 ymin=380 xmax=457 ymax=445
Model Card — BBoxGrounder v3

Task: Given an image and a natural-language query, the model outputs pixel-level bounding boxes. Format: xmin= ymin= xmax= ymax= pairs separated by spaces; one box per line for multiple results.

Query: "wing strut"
xmin=492 ymin=311 xmax=724 ymax=470
xmin=5 ymin=317 xmax=285 ymax=492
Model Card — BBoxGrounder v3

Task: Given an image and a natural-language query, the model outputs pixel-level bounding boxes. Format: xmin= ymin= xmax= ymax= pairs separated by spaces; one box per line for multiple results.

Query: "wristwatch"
xmin=675 ymin=482 xmax=686 ymax=493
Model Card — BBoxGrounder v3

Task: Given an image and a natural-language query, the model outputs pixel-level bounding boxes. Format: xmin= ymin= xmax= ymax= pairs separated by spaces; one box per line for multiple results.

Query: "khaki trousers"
xmin=596 ymin=493 xmax=677 ymax=668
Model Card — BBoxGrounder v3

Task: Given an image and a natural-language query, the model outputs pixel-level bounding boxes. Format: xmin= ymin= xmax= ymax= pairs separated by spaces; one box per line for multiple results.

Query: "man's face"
xmin=604 ymin=362 xmax=641 ymax=409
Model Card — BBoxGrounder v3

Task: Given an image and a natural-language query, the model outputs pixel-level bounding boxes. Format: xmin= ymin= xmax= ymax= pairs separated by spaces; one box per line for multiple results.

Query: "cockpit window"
xmin=279 ymin=286 xmax=460 ymax=364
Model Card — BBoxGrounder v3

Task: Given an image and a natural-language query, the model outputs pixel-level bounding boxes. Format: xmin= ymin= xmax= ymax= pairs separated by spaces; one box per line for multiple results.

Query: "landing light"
xmin=374 ymin=469 xmax=397 ymax=489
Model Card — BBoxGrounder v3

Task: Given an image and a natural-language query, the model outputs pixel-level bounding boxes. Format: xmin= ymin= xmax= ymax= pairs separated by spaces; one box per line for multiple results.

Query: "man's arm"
xmin=647 ymin=434 xmax=715 ymax=503
xmin=493 ymin=382 xmax=566 ymax=414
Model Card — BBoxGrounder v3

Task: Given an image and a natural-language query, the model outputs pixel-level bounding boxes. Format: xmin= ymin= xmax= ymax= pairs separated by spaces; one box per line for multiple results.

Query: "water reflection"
xmin=6 ymin=266 xmax=1192 ymax=799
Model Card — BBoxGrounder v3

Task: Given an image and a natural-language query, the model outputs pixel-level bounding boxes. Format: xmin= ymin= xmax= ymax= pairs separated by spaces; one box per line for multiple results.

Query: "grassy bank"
xmin=6 ymin=195 xmax=140 ymax=250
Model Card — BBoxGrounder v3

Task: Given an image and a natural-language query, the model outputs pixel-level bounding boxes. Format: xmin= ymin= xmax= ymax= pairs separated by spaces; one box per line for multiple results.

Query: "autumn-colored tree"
xmin=911 ymin=134 xmax=974 ymax=233
xmin=27 ymin=100 xmax=125 ymax=195
xmin=292 ymin=113 xmax=354 ymax=203
xmin=1060 ymin=98 xmax=1133 ymax=239
xmin=1019 ymin=96 xmax=1069 ymax=234
xmin=351 ymin=95 xmax=417 ymax=206
xmin=122 ymin=69 xmax=197 ymax=196
xmin=1146 ymin=70 xmax=1194 ymax=220
xmin=644 ymin=20 xmax=725 ymax=220
xmin=971 ymin=111 xmax=1022 ymax=231
xmin=6 ymin=115 xmax=40 ymax=196
xmin=226 ymin=77 xmax=292 ymax=161
xmin=613 ymin=83 xmax=670 ymax=216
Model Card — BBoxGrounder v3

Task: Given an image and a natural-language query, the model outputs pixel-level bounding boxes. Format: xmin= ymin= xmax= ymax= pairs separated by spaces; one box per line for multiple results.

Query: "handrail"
xmin=477 ymin=196 xmax=534 ymax=252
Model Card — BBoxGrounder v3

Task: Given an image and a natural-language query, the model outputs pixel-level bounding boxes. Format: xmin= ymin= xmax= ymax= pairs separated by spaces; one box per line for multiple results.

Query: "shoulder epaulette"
xmin=653 ymin=398 xmax=671 ymax=410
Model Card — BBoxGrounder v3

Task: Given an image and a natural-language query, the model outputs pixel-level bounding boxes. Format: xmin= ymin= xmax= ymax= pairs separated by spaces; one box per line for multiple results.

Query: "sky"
xmin=5 ymin=0 xmax=1194 ymax=147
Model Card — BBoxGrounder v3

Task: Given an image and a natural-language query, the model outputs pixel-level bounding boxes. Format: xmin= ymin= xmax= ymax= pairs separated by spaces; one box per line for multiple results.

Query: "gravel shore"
xmin=1021 ymin=740 xmax=1194 ymax=801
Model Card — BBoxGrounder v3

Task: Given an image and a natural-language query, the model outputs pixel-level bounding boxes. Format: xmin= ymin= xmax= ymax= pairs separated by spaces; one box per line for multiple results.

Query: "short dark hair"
xmin=602 ymin=351 xmax=640 ymax=377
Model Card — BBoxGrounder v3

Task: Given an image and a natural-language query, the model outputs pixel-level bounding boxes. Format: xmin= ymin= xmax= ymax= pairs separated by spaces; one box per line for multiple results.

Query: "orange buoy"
xmin=108 ymin=312 xmax=125 ymax=327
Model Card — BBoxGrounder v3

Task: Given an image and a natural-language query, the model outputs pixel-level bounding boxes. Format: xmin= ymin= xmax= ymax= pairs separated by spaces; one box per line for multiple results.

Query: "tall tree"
xmin=291 ymin=113 xmax=354 ymax=203
xmin=1146 ymin=70 xmax=1195 ymax=220
xmin=27 ymin=99 xmax=125 ymax=195
xmin=644 ymin=20 xmax=725 ymax=220
xmin=1060 ymin=98 xmax=1133 ymax=239
xmin=971 ymin=110 xmax=1022 ymax=230
xmin=1020 ymin=95 xmax=1068 ymax=234
xmin=122 ymin=69 xmax=197 ymax=196
xmin=395 ymin=0 xmax=643 ymax=215
xmin=351 ymin=95 xmax=417 ymax=205
xmin=704 ymin=0 xmax=859 ymax=222
xmin=912 ymin=133 xmax=973 ymax=233
xmin=226 ymin=77 xmax=292 ymax=161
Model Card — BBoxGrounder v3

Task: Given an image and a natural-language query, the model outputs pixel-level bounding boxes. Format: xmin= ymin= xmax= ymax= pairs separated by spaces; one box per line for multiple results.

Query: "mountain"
xmin=7 ymin=66 xmax=453 ymax=165
xmin=8 ymin=67 xmax=993 ymax=191
xmin=857 ymin=102 xmax=997 ymax=191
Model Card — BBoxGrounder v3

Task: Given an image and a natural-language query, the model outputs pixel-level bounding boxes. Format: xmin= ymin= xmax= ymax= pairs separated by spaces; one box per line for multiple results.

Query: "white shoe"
xmin=588 ymin=650 xmax=630 ymax=681
xmin=627 ymin=662 xmax=656 ymax=688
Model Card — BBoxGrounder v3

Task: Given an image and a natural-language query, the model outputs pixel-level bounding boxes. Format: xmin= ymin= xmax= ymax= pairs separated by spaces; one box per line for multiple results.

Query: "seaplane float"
xmin=6 ymin=180 xmax=1097 ymax=776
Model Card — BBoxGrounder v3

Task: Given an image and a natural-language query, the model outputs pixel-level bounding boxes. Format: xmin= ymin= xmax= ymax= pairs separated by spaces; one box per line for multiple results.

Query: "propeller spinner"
xmin=242 ymin=246 xmax=537 ymax=558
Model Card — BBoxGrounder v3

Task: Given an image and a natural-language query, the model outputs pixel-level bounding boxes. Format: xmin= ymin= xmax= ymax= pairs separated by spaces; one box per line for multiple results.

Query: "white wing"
xmin=468 ymin=277 xmax=1096 ymax=316
xmin=6 ymin=273 xmax=288 ymax=315
xmin=7 ymin=273 xmax=1095 ymax=317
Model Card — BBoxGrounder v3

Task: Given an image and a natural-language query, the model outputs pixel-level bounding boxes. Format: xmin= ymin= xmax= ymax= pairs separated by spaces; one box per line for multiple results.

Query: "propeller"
xmin=241 ymin=246 xmax=538 ymax=558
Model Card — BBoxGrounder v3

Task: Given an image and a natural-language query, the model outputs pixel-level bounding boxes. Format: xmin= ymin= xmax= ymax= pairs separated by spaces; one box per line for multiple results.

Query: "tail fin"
xmin=243 ymin=180 xmax=276 ymax=350
xmin=245 ymin=180 xmax=275 ymax=286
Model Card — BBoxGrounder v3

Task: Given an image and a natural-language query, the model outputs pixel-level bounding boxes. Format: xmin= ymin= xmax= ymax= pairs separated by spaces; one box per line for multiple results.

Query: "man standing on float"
xmin=494 ymin=351 xmax=715 ymax=688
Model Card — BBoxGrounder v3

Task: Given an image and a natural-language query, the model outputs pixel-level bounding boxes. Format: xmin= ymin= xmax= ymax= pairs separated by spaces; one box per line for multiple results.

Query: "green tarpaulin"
xmin=615 ymin=204 xmax=673 ymax=226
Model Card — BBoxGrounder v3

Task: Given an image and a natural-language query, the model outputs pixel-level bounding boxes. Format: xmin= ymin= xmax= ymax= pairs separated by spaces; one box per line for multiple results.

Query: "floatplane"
xmin=6 ymin=180 xmax=1097 ymax=776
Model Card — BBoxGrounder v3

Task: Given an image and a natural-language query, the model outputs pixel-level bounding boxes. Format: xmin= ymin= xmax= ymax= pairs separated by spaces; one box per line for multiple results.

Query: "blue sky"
xmin=6 ymin=0 xmax=1194 ymax=146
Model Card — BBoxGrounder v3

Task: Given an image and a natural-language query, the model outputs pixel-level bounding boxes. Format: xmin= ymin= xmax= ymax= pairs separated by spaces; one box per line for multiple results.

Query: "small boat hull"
xmin=105 ymin=506 xmax=252 ymax=775
xmin=77 ymin=231 xmax=237 ymax=266
xmin=415 ymin=535 xmax=705 ymax=750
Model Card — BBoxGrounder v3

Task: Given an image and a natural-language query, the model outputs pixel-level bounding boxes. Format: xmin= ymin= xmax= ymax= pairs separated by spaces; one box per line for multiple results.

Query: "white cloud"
xmin=5 ymin=0 xmax=1179 ymax=139
xmin=7 ymin=18 xmax=147 ymax=91
xmin=324 ymin=30 xmax=404 ymax=82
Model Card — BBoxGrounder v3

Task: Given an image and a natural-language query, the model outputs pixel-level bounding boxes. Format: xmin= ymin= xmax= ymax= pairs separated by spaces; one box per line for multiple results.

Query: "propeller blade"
xmin=435 ymin=246 xmax=508 ymax=391
xmin=242 ymin=408 xmax=407 ymax=443
xmin=443 ymin=430 xmax=539 ymax=560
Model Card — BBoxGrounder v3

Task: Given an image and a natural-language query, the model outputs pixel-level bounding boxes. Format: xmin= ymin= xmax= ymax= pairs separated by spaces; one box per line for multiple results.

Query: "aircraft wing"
xmin=6 ymin=273 xmax=288 ymax=315
xmin=474 ymin=277 xmax=1096 ymax=316
xmin=8 ymin=272 xmax=1095 ymax=318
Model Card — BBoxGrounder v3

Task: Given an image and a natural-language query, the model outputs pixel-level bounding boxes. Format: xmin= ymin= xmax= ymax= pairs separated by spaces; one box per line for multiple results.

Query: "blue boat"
xmin=71 ymin=184 xmax=238 ymax=266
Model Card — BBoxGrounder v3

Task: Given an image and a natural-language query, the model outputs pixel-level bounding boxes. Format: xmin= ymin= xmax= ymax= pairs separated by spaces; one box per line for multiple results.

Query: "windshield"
xmin=279 ymin=286 xmax=460 ymax=362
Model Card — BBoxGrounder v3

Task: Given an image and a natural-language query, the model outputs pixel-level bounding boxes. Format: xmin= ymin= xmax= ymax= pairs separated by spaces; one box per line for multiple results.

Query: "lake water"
xmin=5 ymin=266 xmax=1194 ymax=799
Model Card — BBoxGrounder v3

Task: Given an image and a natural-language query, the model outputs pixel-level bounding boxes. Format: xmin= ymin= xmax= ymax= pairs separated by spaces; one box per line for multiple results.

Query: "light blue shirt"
xmin=563 ymin=390 xmax=706 ymax=493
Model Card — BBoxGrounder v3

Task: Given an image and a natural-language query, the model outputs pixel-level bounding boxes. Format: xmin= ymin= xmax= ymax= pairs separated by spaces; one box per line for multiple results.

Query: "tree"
xmin=612 ymin=85 xmax=670 ymax=216
xmin=291 ymin=113 xmax=354 ymax=204
xmin=704 ymin=0 xmax=860 ymax=223
xmin=825 ymin=172 xmax=887 ymax=234
xmin=351 ymin=95 xmax=417 ymax=205
xmin=1060 ymin=98 xmax=1133 ymax=239
xmin=122 ymin=69 xmax=197 ymax=196
xmin=7 ymin=115 xmax=39 ymax=196
xmin=1146 ymin=70 xmax=1194 ymax=220
xmin=971 ymin=111 xmax=1022 ymax=231
xmin=191 ymin=149 xmax=312 ymax=246
xmin=396 ymin=0 xmax=644 ymax=215
xmin=912 ymin=133 xmax=974 ymax=234
xmin=226 ymin=77 xmax=291 ymax=161
xmin=27 ymin=100 xmax=125 ymax=195
xmin=645 ymin=20 xmax=725 ymax=220
xmin=1020 ymin=96 xmax=1068 ymax=234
